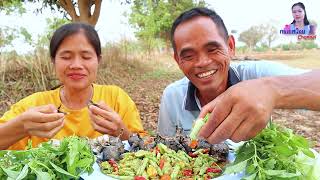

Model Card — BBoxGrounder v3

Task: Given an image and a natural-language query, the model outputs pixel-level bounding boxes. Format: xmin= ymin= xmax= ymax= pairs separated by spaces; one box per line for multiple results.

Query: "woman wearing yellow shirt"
xmin=0 ymin=23 xmax=144 ymax=150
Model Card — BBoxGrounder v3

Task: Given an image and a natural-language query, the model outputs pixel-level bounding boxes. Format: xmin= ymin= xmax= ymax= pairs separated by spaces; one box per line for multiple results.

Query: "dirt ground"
xmin=272 ymin=109 xmax=320 ymax=152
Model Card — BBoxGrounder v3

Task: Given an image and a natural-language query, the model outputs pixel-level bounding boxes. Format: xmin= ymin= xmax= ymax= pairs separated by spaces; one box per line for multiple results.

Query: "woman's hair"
xmin=49 ymin=22 xmax=101 ymax=62
xmin=291 ymin=2 xmax=310 ymax=25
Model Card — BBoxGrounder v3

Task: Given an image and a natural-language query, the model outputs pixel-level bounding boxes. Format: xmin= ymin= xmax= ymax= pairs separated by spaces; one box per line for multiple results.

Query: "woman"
xmin=0 ymin=23 xmax=144 ymax=150
xmin=285 ymin=2 xmax=316 ymax=35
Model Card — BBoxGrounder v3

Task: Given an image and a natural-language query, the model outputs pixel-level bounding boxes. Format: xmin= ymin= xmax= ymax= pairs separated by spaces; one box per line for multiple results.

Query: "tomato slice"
xmin=182 ymin=169 xmax=193 ymax=176
xmin=134 ymin=176 xmax=146 ymax=180
xmin=206 ymin=167 xmax=222 ymax=173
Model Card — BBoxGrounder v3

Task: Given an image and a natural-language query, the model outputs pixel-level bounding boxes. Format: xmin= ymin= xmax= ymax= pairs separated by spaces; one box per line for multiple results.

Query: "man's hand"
xmin=89 ymin=101 xmax=131 ymax=140
xmin=21 ymin=104 xmax=65 ymax=138
xmin=198 ymin=78 xmax=277 ymax=143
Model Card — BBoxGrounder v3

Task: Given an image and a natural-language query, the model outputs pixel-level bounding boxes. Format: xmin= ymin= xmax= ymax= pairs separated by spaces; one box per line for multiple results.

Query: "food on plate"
xmin=100 ymin=143 xmax=225 ymax=179
xmin=90 ymin=134 xmax=126 ymax=161
xmin=95 ymin=127 xmax=229 ymax=179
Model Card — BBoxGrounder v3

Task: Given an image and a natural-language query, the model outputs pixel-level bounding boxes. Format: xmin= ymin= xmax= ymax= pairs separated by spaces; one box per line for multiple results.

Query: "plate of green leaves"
xmin=224 ymin=123 xmax=320 ymax=180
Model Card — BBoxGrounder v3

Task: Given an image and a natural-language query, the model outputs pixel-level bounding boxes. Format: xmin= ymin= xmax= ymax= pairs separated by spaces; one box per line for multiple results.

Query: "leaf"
xmin=75 ymin=158 xmax=94 ymax=168
xmin=241 ymin=172 xmax=257 ymax=180
xmin=277 ymin=171 xmax=301 ymax=178
xmin=264 ymin=169 xmax=287 ymax=176
xmin=49 ymin=161 xmax=77 ymax=178
xmin=2 ymin=167 xmax=19 ymax=179
xmin=245 ymin=163 xmax=257 ymax=174
xmin=272 ymin=144 xmax=295 ymax=157
xmin=34 ymin=171 xmax=52 ymax=180
xmin=234 ymin=143 xmax=255 ymax=164
xmin=15 ymin=164 xmax=28 ymax=180
xmin=264 ymin=158 xmax=276 ymax=169
xmin=224 ymin=160 xmax=248 ymax=174
xmin=301 ymin=148 xmax=315 ymax=159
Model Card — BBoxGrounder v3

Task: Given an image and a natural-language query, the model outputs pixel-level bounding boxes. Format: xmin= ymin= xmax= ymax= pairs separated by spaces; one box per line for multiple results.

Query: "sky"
xmin=0 ymin=0 xmax=319 ymax=54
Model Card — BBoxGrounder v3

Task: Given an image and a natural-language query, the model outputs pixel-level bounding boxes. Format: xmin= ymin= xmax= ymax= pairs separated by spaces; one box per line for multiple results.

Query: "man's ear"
xmin=227 ymin=35 xmax=236 ymax=57
xmin=98 ymin=55 xmax=102 ymax=63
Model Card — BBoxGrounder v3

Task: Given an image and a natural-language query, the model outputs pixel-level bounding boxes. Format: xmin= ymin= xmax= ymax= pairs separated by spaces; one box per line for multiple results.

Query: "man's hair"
xmin=170 ymin=7 xmax=229 ymax=53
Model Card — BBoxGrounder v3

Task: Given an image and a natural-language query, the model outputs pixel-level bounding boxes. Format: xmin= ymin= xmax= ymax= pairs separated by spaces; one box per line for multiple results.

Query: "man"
xmin=157 ymin=7 xmax=320 ymax=144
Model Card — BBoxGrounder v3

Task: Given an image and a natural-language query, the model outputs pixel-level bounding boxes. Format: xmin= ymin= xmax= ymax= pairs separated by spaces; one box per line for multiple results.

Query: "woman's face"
xmin=54 ymin=31 xmax=99 ymax=91
xmin=292 ymin=5 xmax=305 ymax=23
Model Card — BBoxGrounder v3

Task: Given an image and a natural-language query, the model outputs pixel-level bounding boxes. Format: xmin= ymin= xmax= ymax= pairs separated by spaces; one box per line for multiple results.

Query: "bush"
xmin=254 ymin=44 xmax=269 ymax=52
xmin=236 ymin=46 xmax=249 ymax=54
xmin=299 ymin=41 xmax=318 ymax=49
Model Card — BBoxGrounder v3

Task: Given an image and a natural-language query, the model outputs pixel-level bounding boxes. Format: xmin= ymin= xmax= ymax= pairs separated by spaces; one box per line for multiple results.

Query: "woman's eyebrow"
xmin=58 ymin=50 xmax=72 ymax=55
xmin=81 ymin=50 xmax=95 ymax=54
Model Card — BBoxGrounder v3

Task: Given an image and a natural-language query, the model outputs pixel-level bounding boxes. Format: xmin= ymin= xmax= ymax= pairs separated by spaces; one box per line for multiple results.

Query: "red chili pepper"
xmin=206 ymin=167 xmax=222 ymax=173
xmin=204 ymin=175 xmax=212 ymax=180
xmin=155 ymin=146 xmax=160 ymax=154
xmin=159 ymin=158 xmax=165 ymax=170
xmin=182 ymin=169 xmax=193 ymax=176
xmin=108 ymin=159 xmax=119 ymax=172
xmin=202 ymin=148 xmax=210 ymax=154
xmin=188 ymin=152 xmax=198 ymax=158
xmin=134 ymin=176 xmax=146 ymax=180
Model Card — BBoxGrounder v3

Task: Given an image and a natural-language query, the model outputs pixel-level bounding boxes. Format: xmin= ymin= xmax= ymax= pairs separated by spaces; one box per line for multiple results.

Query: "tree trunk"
xmin=58 ymin=0 xmax=102 ymax=26
xmin=165 ymin=31 xmax=171 ymax=53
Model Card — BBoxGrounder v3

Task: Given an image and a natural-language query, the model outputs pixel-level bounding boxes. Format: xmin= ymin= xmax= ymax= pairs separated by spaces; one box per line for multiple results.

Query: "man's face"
xmin=173 ymin=16 xmax=235 ymax=94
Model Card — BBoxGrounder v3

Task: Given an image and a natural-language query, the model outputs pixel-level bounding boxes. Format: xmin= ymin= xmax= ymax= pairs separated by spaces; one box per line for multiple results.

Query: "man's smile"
xmin=196 ymin=69 xmax=217 ymax=79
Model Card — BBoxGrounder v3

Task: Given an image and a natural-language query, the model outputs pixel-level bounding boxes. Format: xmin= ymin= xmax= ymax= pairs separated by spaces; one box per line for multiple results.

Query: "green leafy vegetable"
xmin=224 ymin=123 xmax=319 ymax=180
xmin=0 ymin=136 xmax=95 ymax=180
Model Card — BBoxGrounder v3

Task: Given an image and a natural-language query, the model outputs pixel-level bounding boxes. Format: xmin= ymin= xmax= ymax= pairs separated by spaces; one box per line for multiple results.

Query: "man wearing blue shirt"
xmin=157 ymin=7 xmax=320 ymax=144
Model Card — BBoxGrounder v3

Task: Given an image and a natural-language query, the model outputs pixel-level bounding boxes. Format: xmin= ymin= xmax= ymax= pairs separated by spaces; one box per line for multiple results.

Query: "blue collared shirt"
xmin=157 ymin=60 xmax=309 ymax=136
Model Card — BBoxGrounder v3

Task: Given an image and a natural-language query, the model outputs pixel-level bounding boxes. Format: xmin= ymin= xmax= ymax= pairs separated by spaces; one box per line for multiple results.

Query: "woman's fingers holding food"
xmin=27 ymin=119 xmax=64 ymax=138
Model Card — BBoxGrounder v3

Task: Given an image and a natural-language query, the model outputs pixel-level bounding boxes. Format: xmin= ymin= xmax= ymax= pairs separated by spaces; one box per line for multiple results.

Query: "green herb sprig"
xmin=0 ymin=136 xmax=95 ymax=180
xmin=224 ymin=123 xmax=319 ymax=180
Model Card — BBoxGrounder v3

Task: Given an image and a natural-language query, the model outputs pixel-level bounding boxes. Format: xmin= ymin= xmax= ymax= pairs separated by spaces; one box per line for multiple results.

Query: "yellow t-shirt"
xmin=0 ymin=84 xmax=144 ymax=150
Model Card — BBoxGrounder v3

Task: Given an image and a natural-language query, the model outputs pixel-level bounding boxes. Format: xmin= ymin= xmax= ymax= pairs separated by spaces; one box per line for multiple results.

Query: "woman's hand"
xmin=89 ymin=101 xmax=131 ymax=140
xmin=21 ymin=104 xmax=65 ymax=138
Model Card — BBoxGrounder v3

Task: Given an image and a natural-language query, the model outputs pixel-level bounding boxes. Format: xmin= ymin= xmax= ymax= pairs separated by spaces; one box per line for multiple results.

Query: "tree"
xmin=0 ymin=0 xmax=102 ymax=26
xmin=0 ymin=0 xmax=26 ymax=14
xmin=263 ymin=24 xmax=277 ymax=48
xmin=0 ymin=27 xmax=17 ymax=52
xmin=36 ymin=17 xmax=71 ymax=49
xmin=238 ymin=25 xmax=265 ymax=50
xmin=128 ymin=0 xmax=206 ymax=52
